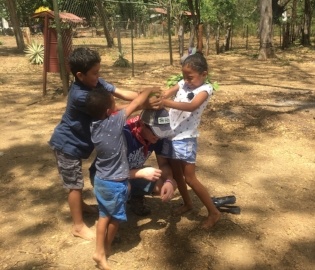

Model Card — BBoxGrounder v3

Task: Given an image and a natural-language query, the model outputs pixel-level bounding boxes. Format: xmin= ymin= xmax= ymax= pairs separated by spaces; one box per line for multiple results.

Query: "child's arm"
xmin=163 ymin=91 xmax=209 ymax=112
xmin=113 ymin=88 xmax=138 ymax=101
xmin=129 ymin=167 xmax=162 ymax=182
xmin=142 ymin=88 xmax=162 ymax=110
xmin=114 ymin=87 xmax=162 ymax=111
xmin=163 ymin=84 xmax=179 ymax=99
xmin=124 ymin=88 xmax=153 ymax=118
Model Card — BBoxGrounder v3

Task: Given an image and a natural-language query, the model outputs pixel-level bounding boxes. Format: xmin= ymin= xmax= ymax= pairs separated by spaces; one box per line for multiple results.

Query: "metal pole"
xmin=131 ymin=4 xmax=134 ymax=77
xmin=52 ymin=0 xmax=68 ymax=96
xmin=43 ymin=15 xmax=49 ymax=96
xmin=167 ymin=5 xmax=173 ymax=65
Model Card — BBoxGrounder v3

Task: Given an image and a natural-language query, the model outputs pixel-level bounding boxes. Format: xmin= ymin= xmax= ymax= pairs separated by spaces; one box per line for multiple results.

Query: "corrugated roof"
xmin=150 ymin=8 xmax=192 ymax=16
xmin=33 ymin=11 xmax=83 ymax=23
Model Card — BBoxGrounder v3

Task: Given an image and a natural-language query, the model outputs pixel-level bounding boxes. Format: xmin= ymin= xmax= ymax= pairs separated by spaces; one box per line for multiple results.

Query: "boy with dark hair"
xmin=49 ymin=47 xmax=153 ymax=240
xmin=86 ymin=86 xmax=155 ymax=270
xmin=89 ymin=108 xmax=178 ymax=216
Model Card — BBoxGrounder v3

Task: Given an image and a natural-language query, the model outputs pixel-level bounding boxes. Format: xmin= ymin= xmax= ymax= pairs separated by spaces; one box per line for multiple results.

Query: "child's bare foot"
xmin=172 ymin=204 xmax=193 ymax=216
xmin=93 ymin=254 xmax=111 ymax=270
xmin=82 ymin=202 xmax=98 ymax=214
xmin=201 ymin=211 xmax=221 ymax=229
xmin=72 ymin=224 xmax=95 ymax=240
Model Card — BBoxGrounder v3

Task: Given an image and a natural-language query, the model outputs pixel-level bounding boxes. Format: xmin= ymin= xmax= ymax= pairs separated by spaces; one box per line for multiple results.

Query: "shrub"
xmin=166 ymin=74 xmax=219 ymax=91
xmin=24 ymin=41 xmax=44 ymax=65
xmin=113 ymin=52 xmax=130 ymax=68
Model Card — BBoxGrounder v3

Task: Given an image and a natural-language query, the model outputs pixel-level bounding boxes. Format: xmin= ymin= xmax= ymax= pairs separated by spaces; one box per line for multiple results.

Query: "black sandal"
xmin=212 ymin=195 xmax=236 ymax=207
xmin=217 ymin=205 xmax=241 ymax=215
xmin=212 ymin=195 xmax=241 ymax=215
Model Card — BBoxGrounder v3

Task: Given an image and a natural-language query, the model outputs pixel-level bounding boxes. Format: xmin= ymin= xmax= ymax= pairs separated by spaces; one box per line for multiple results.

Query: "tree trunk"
xmin=215 ymin=25 xmax=220 ymax=54
xmin=205 ymin=23 xmax=210 ymax=56
xmin=245 ymin=24 xmax=249 ymax=50
xmin=187 ymin=0 xmax=198 ymax=29
xmin=258 ymin=0 xmax=275 ymax=60
xmin=225 ymin=23 xmax=232 ymax=51
xmin=186 ymin=0 xmax=201 ymax=52
xmin=5 ymin=0 xmax=24 ymax=52
xmin=301 ymin=0 xmax=312 ymax=46
xmin=282 ymin=22 xmax=290 ymax=49
xmin=178 ymin=23 xmax=184 ymax=57
xmin=290 ymin=0 xmax=297 ymax=44
xmin=197 ymin=23 xmax=203 ymax=53
xmin=188 ymin=23 xmax=195 ymax=50
xmin=96 ymin=0 xmax=114 ymax=48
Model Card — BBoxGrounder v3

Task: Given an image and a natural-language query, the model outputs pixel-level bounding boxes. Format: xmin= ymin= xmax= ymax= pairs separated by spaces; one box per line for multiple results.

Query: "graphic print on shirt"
xmin=128 ymin=147 xmax=153 ymax=169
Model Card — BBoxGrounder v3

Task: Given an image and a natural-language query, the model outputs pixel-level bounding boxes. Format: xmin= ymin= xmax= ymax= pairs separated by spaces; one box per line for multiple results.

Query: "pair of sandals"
xmin=212 ymin=195 xmax=241 ymax=215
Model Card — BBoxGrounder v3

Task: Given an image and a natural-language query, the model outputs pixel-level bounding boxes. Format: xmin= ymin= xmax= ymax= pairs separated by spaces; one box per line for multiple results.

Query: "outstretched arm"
xmin=124 ymin=88 xmax=154 ymax=118
xmin=163 ymin=84 xmax=179 ymax=99
xmin=114 ymin=87 xmax=162 ymax=110
xmin=163 ymin=91 xmax=208 ymax=112
xmin=113 ymin=88 xmax=137 ymax=101
xmin=129 ymin=167 xmax=162 ymax=182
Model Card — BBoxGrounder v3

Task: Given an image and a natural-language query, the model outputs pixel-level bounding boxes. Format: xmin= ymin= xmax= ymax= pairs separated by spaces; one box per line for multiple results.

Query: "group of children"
xmin=50 ymin=47 xmax=220 ymax=270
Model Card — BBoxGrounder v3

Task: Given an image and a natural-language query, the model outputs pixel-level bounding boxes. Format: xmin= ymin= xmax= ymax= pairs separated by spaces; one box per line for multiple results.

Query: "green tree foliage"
xmin=233 ymin=0 xmax=259 ymax=30
xmin=16 ymin=0 xmax=52 ymax=26
xmin=0 ymin=0 xmax=8 ymax=18
xmin=187 ymin=0 xmax=257 ymax=32
xmin=201 ymin=0 xmax=249 ymax=29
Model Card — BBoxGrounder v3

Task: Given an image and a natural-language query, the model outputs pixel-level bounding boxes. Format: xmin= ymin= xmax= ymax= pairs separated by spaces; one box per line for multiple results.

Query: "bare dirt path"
xmin=0 ymin=36 xmax=314 ymax=270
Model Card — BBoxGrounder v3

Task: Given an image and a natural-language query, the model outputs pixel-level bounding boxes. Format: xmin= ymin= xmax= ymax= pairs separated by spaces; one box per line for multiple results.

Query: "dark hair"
xmin=69 ymin=47 xmax=101 ymax=77
xmin=182 ymin=52 xmax=208 ymax=74
xmin=85 ymin=86 xmax=113 ymax=120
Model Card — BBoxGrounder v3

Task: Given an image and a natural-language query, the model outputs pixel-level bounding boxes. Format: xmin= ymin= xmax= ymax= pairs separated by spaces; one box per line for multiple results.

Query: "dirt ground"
xmin=0 ymin=35 xmax=314 ymax=270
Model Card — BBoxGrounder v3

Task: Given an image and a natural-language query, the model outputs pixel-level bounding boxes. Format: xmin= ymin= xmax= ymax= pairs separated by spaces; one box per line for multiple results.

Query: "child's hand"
xmin=160 ymin=181 xmax=175 ymax=202
xmin=161 ymin=90 xmax=168 ymax=99
xmin=144 ymin=90 xmax=163 ymax=109
xmin=138 ymin=167 xmax=161 ymax=182
xmin=148 ymin=94 xmax=162 ymax=109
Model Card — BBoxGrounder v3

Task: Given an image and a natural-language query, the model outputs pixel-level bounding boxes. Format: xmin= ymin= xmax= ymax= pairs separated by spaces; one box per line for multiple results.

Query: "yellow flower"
xmin=34 ymin=6 xmax=51 ymax=14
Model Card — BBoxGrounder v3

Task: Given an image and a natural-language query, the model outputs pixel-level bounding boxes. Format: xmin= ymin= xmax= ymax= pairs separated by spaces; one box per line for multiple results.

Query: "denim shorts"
xmin=161 ymin=138 xmax=197 ymax=163
xmin=90 ymin=162 xmax=156 ymax=197
xmin=94 ymin=176 xmax=129 ymax=222
xmin=53 ymin=149 xmax=83 ymax=189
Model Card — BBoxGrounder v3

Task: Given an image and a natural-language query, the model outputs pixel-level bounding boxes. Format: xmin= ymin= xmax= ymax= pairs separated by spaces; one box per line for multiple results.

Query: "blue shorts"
xmin=161 ymin=138 xmax=197 ymax=164
xmin=53 ymin=149 xmax=83 ymax=189
xmin=94 ymin=176 xmax=129 ymax=222
xmin=90 ymin=162 xmax=156 ymax=197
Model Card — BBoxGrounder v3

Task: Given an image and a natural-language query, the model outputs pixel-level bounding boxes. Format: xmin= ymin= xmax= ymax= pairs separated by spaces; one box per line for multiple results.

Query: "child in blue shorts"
xmin=85 ymin=86 xmax=155 ymax=270
xmin=162 ymin=53 xmax=221 ymax=229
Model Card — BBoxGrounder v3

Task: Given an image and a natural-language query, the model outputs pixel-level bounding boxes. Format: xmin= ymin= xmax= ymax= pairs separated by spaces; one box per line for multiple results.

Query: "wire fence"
xmin=55 ymin=1 xmax=278 ymax=64
xmin=34 ymin=0 xmax=288 ymax=73
xmin=26 ymin=0 xmax=290 ymax=93
xmin=57 ymin=0 xmax=173 ymax=76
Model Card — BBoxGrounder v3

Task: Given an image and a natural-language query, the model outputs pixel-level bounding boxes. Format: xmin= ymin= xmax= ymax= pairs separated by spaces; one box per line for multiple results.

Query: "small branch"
xmin=26 ymin=100 xmax=41 ymax=106
xmin=18 ymin=250 xmax=45 ymax=256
